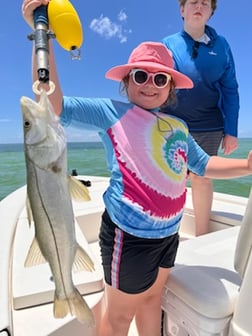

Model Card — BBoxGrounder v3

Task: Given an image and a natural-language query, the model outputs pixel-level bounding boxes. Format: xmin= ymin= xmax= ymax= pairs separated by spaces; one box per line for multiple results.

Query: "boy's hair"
xmin=179 ymin=0 xmax=217 ymax=15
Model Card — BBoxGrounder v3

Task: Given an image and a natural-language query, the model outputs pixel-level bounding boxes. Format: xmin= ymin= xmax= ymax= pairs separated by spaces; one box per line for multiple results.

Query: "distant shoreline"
xmin=0 ymin=138 xmax=251 ymax=146
xmin=0 ymin=140 xmax=103 ymax=146
xmin=0 ymin=141 xmax=104 ymax=152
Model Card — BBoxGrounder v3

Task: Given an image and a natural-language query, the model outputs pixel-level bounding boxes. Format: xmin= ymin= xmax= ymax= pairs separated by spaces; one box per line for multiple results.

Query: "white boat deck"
xmin=180 ymin=188 xmax=247 ymax=237
xmin=12 ymin=214 xmax=104 ymax=310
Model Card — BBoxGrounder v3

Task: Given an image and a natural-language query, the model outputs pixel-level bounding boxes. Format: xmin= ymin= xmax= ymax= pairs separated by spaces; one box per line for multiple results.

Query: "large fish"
xmin=20 ymin=89 xmax=95 ymax=326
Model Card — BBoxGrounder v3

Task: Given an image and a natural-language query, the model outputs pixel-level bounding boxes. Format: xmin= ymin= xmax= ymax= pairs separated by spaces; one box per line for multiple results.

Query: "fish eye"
xmin=24 ymin=120 xmax=31 ymax=128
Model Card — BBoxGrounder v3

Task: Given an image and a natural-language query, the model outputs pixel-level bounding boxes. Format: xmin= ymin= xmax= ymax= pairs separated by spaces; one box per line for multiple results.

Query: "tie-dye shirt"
xmin=61 ymin=97 xmax=209 ymax=238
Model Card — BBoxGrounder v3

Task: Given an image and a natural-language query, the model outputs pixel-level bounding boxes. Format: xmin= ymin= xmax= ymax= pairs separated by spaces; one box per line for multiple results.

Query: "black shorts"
xmin=190 ymin=130 xmax=223 ymax=156
xmin=99 ymin=210 xmax=179 ymax=294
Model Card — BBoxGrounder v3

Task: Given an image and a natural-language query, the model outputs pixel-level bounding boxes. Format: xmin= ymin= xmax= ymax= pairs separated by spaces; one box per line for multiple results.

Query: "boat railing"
xmin=0 ymin=186 xmax=26 ymax=335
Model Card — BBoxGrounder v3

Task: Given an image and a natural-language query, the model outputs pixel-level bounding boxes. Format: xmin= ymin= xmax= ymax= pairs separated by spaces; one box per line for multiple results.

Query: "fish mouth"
xmin=20 ymin=96 xmax=33 ymax=107
xmin=20 ymin=96 xmax=36 ymax=117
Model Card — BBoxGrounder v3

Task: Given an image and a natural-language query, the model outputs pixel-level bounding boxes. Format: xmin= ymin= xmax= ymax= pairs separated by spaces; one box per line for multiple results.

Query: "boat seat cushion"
xmin=164 ymin=226 xmax=241 ymax=319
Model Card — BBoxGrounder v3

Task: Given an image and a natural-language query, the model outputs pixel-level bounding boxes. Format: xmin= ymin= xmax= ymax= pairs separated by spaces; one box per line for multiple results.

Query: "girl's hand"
xmin=21 ymin=0 xmax=50 ymax=29
xmin=248 ymin=150 xmax=252 ymax=170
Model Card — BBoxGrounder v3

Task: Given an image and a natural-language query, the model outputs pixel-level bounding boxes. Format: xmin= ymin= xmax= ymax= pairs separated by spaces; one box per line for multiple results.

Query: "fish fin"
xmin=68 ymin=175 xmax=91 ymax=202
xmin=73 ymin=244 xmax=95 ymax=273
xmin=24 ymin=237 xmax=47 ymax=267
xmin=54 ymin=288 xmax=95 ymax=326
xmin=26 ymin=195 xmax=33 ymax=227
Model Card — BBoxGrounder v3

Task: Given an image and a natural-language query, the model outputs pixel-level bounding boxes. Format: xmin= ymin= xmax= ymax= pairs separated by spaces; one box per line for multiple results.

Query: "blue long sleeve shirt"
xmin=162 ymin=25 xmax=239 ymax=136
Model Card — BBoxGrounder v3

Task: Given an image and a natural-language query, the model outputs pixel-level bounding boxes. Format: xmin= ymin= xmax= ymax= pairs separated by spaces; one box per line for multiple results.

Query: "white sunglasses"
xmin=129 ymin=69 xmax=172 ymax=88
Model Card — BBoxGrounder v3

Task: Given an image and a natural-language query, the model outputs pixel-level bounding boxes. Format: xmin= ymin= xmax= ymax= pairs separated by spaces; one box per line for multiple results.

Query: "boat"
xmin=0 ymin=175 xmax=251 ymax=336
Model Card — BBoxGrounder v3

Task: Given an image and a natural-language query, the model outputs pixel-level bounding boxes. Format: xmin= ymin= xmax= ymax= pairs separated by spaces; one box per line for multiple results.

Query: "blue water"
xmin=0 ymin=139 xmax=252 ymax=201
xmin=0 ymin=142 xmax=108 ymax=201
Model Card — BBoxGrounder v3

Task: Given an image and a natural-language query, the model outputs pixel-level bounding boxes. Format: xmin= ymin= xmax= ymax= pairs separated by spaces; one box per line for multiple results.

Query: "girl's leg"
xmin=135 ymin=267 xmax=170 ymax=336
xmin=99 ymin=283 xmax=145 ymax=336
xmin=98 ymin=211 xmax=177 ymax=335
xmin=99 ymin=267 xmax=170 ymax=336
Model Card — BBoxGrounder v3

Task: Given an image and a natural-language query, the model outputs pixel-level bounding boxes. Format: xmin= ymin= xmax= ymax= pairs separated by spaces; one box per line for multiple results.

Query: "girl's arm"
xmin=205 ymin=151 xmax=252 ymax=179
xmin=32 ymin=40 xmax=63 ymax=116
xmin=22 ymin=0 xmax=63 ymax=115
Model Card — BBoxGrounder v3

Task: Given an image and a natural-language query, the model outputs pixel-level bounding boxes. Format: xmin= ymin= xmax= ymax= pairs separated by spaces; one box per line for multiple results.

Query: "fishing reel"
xmin=29 ymin=0 xmax=83 ymax=94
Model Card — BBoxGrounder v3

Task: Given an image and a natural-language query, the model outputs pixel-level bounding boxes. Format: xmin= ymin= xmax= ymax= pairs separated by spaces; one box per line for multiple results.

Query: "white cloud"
xmin=118 ymin=10 xmax=127 ymax=22
xmin=89 ymin=10 xmax=131 ymax=43
xmin=65 ymin=128 xmax=100 ymax=142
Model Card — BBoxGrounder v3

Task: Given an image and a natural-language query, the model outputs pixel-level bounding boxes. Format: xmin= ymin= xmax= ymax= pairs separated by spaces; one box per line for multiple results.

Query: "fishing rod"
xmin=28 ymin=0 xmax=83 ymax=95
xmin=28 ymin=5 xmax=55 ymax=95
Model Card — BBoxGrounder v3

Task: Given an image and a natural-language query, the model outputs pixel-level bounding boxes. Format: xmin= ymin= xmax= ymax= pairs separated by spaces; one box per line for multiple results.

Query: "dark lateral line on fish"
xmin=33 ymin=168 xmax=70 ymax=299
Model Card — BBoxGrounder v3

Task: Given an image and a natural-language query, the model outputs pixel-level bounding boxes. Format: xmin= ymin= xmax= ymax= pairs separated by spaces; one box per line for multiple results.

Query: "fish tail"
xmin=54 ymin=288 xmax=95 ymax=326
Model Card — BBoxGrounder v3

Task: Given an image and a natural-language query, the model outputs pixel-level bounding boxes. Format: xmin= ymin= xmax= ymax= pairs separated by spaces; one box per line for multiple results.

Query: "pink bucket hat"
xmin=105 ymin=41 xmax=193 ymax=89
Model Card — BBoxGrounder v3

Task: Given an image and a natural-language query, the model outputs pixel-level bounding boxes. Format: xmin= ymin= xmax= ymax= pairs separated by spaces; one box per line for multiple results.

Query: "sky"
xmin=0 ymin=1 xmax=251 ymax=143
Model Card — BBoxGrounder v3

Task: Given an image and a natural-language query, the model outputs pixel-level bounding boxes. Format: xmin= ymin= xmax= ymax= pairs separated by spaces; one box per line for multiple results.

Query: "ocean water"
xmin=0 ymin=139 xmax=252 ymax=201
xmin=0 ymin=142 xmax=109 ymax=201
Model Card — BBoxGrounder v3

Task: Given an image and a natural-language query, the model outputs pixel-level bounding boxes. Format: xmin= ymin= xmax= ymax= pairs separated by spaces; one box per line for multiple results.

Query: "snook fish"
xmin=20 ymin=90 xmax=95 ymax=326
